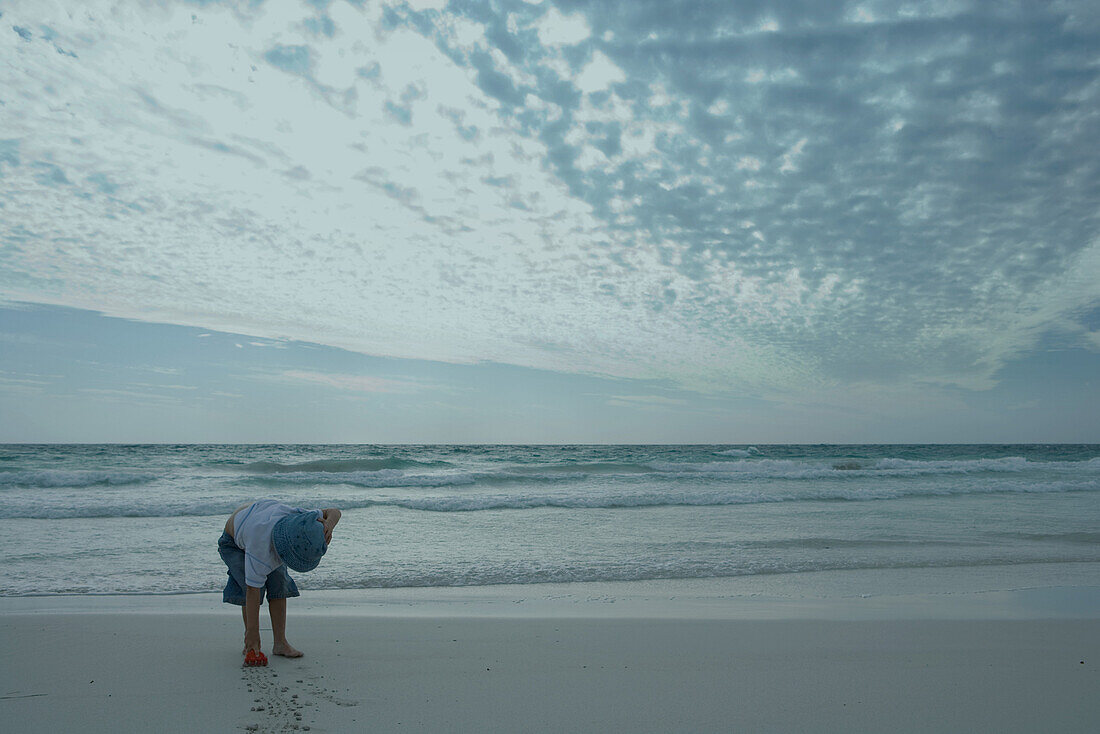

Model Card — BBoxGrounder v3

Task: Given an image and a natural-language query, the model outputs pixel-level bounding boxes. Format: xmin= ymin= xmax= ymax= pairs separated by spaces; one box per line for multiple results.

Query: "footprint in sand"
xmin=241 ymin=661 xmax=359 ymax=733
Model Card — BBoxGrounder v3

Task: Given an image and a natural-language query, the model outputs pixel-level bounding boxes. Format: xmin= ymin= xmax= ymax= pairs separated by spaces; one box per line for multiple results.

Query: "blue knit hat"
xmin=272 ymin=510 xmax=327 ymax=573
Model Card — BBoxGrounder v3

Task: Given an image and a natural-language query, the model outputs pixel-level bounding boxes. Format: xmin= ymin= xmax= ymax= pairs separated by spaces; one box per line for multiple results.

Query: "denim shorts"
xmin=218 ymin=531 xmax=300 ymax=606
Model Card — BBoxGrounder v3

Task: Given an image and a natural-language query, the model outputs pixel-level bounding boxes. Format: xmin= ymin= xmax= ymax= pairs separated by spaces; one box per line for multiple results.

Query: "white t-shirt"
xmin=233 ymin=500 xmax=317 ymax=588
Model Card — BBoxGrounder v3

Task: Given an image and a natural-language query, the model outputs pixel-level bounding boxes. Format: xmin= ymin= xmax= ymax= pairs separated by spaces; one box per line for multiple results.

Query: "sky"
xmin=1 ymin=0 xmax=1098 ymax=443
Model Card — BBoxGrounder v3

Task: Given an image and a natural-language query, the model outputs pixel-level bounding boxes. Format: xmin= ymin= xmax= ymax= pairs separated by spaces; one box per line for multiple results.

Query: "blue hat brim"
xmin=272 ymin=510 xmax=327 ymax=573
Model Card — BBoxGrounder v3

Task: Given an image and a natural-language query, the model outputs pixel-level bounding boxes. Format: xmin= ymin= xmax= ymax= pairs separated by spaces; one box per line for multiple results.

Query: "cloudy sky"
xmin=1 ymin=0 xmax=1098 ymax=443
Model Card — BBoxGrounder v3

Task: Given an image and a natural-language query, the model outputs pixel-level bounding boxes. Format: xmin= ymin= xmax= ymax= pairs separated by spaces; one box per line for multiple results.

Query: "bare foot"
xmin=272 ymin=641 xmax=303 ymax=658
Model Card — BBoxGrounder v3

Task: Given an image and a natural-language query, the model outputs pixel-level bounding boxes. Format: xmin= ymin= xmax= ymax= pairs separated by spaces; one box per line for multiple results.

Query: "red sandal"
xmin=244 ymin=649 xmax=268 ymax=667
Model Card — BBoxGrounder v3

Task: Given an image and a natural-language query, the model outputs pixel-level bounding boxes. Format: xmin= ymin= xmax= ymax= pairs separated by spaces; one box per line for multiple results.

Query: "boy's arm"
xmin=320 ymin=508 xmax=341 ymax=545
xmin=244 ymin=585 xmax=263 ymax=652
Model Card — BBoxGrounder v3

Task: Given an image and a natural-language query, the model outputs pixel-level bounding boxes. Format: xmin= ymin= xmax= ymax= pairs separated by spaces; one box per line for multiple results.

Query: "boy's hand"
xmin=320 ymin=508 xmax=341 ymax=545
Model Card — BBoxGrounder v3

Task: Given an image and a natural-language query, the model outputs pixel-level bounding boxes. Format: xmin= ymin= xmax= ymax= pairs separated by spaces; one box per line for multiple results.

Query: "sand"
xmin=2 ymin=580 xmax=1098 ymax=733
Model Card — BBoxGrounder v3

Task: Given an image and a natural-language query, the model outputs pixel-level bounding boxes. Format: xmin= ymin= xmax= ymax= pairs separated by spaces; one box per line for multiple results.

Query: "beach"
xmin=3 ymin=577 xmax=1098 ymax=733
xmin=3 ymin=444 xmax=1098 ymax=730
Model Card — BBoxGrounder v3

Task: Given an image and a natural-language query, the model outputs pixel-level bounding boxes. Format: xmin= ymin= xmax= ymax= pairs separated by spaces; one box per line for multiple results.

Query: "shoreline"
xmin=4 ymin=561 xmax=1099 ymax=619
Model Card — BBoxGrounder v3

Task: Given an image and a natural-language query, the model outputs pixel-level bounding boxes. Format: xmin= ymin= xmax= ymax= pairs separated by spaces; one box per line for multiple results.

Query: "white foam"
xmin=713 ymin=447 xmax=760 ymax=457
xmin=874 ymin=457 xmax=1029 ymax=472
xmin=0 ymin=470 xmax=158 ymax=487
xmin=9 ymin=476 xmax=1096 ymax=519
xmin=648 ymin=456 xmax=1068 ymax=478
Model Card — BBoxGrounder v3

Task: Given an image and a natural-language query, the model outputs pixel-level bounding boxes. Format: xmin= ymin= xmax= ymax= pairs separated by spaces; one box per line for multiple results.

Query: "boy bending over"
xmin=218 ymin=499 xmax=341 ymax=666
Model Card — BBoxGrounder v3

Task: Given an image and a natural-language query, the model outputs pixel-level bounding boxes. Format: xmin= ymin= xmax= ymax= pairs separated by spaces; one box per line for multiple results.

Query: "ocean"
xmin=2 ymin=444 xmax=1098 ymax=597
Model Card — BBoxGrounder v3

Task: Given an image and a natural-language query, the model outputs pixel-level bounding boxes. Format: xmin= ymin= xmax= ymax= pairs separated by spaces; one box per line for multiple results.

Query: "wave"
xmin=244 ymin=469 xmax=514 ymax=488
xmin=994 ymin=531 xmax=1100 ymax=545
xmin=506 ymin=462 xmax=654 ymax=474
xmin=713 ymin=447 xmax=760 ymax=457
xmin=8 ymin=478 xmax=1097 ymax=518
xmin=646 ymin=456 xmax=1073 ymax=478
xmin=238 ymin=456 xmax=1084 ymax=489
xmin=330 ymin=479 xmax=1099 ymax=512
xmin=2 ymin=456 xmax=1093 ymax=492
xmin=10 ymin=552 xmax=1099 ymax=596
xmin=873 ymin=457 xmax=1030 ymax=472
xmin=261 ymin=554 xmax=1100 ymax=591
xmin=242 ymin=458 xmax=451 ymax=473
xmin=0 ymin=470 xmax=158 ymax=488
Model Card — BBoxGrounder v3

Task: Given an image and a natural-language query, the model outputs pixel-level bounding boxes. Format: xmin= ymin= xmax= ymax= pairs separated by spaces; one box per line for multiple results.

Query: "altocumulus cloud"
xmin=1 ymin=0 xmax=1098 ymax=411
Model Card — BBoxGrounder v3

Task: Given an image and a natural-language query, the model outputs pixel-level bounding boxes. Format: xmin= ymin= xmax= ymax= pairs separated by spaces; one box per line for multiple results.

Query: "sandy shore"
xmin=3 ymin=580 xmax=1098 ymax=733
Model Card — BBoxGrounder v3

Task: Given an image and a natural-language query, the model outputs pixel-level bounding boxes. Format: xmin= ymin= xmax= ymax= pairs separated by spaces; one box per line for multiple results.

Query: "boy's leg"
xmin=268 ymin=597 xmax=303 ymax=657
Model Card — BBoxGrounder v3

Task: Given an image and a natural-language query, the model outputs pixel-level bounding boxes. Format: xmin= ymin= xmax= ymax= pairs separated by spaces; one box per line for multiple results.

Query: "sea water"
xmin=1 ymin=444 xmax=1098 ymax=596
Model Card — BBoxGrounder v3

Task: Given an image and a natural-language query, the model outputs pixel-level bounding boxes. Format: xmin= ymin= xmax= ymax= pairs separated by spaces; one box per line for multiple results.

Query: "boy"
xmin=218 ymin=500 xmax=342 ymax=666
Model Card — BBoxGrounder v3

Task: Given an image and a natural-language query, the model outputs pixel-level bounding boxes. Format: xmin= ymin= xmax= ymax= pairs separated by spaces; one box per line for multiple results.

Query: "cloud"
xmin=0 ymin=370 xmax=50 ymax=392
xmin=604 ymin=394 xmax=685 ymax=410
xmin=575 ymin=51 xmax=625 ymax=94
xmin=405 ymin=0 xmax=450 ymax=11
xmin=77 ymin=387 xmax=183 ymax=404
xmin=279 ymin=370 xmax=423 ymax=394
xmin=264 ymin=44 xmax=314 ymax=76
xmin=536 ymin=7 xmax=591 ymax=46
xmin=1 ymin=0 xmax=1098 ymax=412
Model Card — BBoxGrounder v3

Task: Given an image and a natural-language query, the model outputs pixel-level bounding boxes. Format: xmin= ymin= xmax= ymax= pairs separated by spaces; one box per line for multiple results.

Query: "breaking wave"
xmin=242 ymin=458 xmax=451 ymax=473
xmin=713 ymin=447 xmax=760 ymax=457
xmin=3 ymin=456 xmax=1094 ymax=495
xmin=241 ymin=456 xmax=1073 ymax=489
xmin=0 ymin=470 xmax=158 ymax=488
xmin=7 ymin=477 xmax=1097 ymax=519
